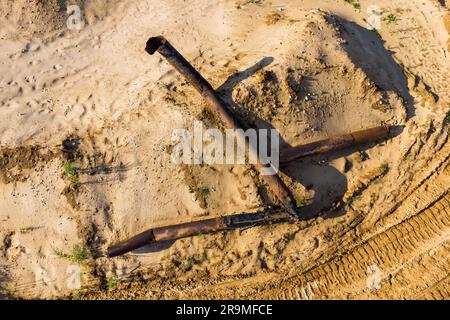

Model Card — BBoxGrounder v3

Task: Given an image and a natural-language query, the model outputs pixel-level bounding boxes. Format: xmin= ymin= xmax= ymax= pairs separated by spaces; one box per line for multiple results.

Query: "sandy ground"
xmin=0 ymin=0 xmax=449 ymax=299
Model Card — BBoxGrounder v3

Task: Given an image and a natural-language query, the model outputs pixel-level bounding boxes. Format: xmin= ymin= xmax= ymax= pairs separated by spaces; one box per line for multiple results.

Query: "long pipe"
xmin=145 ymin=36 xmax=299 ymax=219
xmin=108 ymin=209 xmax=290 ymax=257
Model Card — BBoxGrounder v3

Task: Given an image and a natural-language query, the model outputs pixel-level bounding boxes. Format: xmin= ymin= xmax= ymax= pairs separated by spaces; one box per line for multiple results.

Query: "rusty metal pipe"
xmin=108 ymin=209 xmax=290 ymax=257
xmin=279 ymin=126 xmax=390 ymax=164
xmin=145 ymin=36 xmax=299 ymax=218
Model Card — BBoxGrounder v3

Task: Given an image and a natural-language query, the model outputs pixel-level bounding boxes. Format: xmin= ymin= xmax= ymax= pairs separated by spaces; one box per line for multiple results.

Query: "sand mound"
xmin=226 ymin=13 xmax=406 ymax=145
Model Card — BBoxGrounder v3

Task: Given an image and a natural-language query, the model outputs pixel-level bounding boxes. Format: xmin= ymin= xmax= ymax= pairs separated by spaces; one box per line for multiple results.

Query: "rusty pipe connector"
xmin=279 ymin=126 xmax=390 ymax=164
xmin=146 ymin=36 xmax=299 ymax=219
xmin=108 ymin=209 xmax=290 ymax=257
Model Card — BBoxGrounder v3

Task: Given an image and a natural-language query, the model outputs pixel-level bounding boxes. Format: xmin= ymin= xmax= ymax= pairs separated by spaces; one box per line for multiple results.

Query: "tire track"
xmin=246 ymin=192 xmax=449 ymax=299
xmin=168 ymin=172 xmax=449 ymax=300
xmin=415 ymin=274 xmax=450 ymax=300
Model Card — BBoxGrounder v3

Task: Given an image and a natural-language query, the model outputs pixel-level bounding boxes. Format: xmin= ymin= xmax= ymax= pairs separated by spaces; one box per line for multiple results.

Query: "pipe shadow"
xmin=133 ymin=240 xmax=176 ymax=254
xmin=77 ymin=162 xmax=138 ymax=186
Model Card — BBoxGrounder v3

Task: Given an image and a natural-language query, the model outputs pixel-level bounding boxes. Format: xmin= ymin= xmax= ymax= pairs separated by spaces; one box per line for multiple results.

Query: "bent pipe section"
xmin=145 ymin=36 xmax=299 ymax=219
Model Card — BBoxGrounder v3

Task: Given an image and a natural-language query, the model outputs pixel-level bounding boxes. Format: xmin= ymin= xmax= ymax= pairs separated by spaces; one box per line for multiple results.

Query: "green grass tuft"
xmin=379 ymin=162 xmax=390 ymax=173
xmin=106 ymin=277 xmax=118 ymax=290
xmin=54 ymin=244 xmax=90 ymax=265
xmin=188 ymin=186 xmax=209 ymax=195
xmin=386 ymin=13 xmax=398 ymax=24
xmin=19 ymin=227 xmax=34 ymax=234
xmin=186 ymin=258 xmax=194 ymax=270
xmin=63 ymin=161 xmax=80 ymax=188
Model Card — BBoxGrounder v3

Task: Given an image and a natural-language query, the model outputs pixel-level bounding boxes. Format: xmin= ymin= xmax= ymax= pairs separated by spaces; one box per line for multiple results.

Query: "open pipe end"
xmin=145 ymin=36 xmax=166 ymax=55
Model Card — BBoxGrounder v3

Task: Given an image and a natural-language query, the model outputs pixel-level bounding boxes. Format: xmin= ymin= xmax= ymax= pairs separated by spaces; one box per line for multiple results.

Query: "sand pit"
xmin=0 ymin=0 xmax=449 ymax=299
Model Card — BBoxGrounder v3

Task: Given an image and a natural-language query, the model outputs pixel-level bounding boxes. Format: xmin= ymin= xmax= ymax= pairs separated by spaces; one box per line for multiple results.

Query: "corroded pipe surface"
xmin=280 ymin=126 xmax=390 ymax=164
xmin=107 ymin=229 xmax=155 ymax=258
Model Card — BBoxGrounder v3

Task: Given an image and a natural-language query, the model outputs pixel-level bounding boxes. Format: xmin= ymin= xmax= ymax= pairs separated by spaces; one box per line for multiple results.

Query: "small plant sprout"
xmin=386 ymin=13 xmax=398 ymax=24
xmin=186 ymin=258 xmax=194 ymax=270
xmin=344 ymin=0 xmax=361 ymax=10
xmin=198 ymin=186 xmax=209 ymax=195
xmin=53 ymin=248 xmax=71 ymax=260
xmin=63 ymin=160 xmax=76 ymax=176
xmin=107 ymin=276 xmax=118 ymax=290
xmin=63 ymin=161 xmax=80 ymax=188
xmin=380 ymin=162 xmax=389 ymax=173
xmin=19 ymin=227 xmax=34 ymax=234
xmin=71 ymin=244 xmax=89 ymax=264
xmin=188 ymin=186 xmax=209 ymax=195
